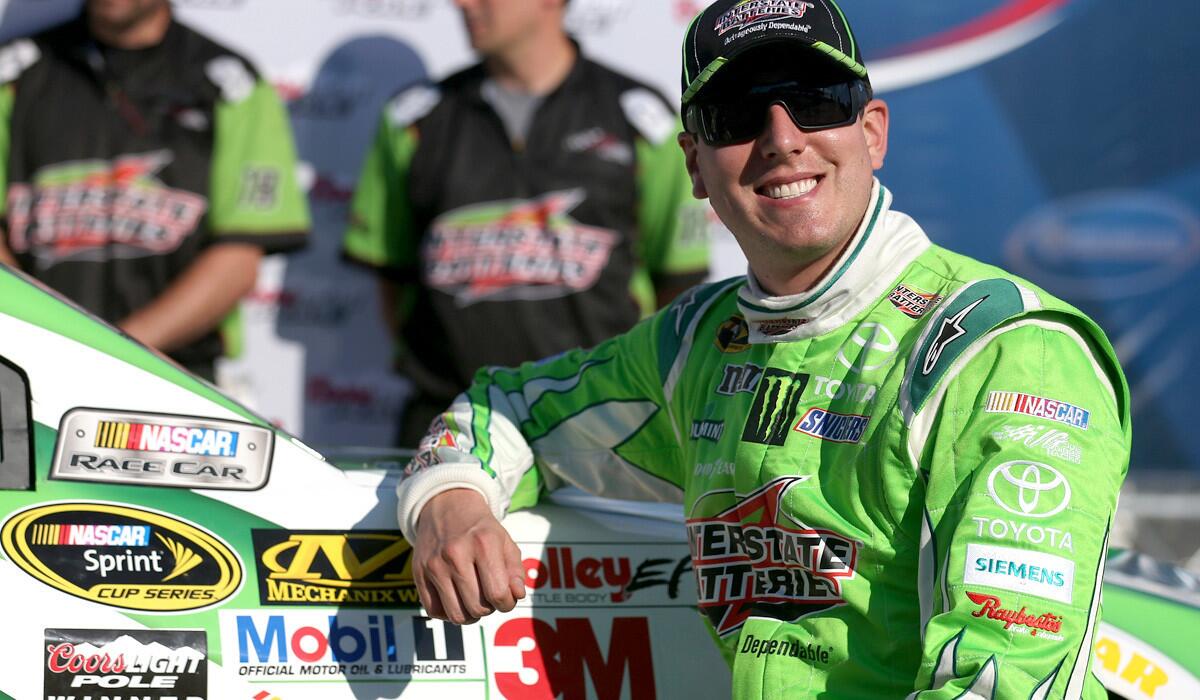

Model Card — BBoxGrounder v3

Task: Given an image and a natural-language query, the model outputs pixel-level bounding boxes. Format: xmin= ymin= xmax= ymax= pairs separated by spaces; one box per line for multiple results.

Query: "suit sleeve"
xmin=342 ymin=106 xmax=421 ymax=276
xmin=634 ymin=114 xmax=709 ymax=290
xmin=909 ymin=318 xmax=1129 ymax=699
xmin=209 ymin=76 xmax=310 ymax=250
xmin=394 ymin=302 xmax=689 ymax=539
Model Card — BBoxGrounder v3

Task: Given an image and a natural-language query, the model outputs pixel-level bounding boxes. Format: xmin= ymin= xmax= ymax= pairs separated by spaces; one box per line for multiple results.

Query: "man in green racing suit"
xmin=395 ymin=1 xmax=1131 ymax=697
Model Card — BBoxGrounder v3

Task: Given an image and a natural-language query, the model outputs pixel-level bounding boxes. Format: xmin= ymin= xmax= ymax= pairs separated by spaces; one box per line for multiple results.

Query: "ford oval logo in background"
xmin=1005 ymin=191 xmax=1200 ymax=300
xmin=0 ymin=501 xmax=243 ymax=613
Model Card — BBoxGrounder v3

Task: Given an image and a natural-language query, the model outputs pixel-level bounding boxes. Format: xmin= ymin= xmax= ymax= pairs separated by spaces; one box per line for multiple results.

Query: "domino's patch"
xmin=620 ymin=88 xmax=674 ymax=145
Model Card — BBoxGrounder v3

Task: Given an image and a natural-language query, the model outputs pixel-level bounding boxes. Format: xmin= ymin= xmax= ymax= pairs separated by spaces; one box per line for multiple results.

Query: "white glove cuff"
xmin=395 ymin=464 xmax=508 ymax=541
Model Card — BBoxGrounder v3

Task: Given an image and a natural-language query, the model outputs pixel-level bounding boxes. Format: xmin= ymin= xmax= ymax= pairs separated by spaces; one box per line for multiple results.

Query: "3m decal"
xmin=687 ymin=476 xmax=858 ymax=636
xmin=51 ymin=408 xmax=274 ymax=491
xmin=424 ymin=189 xmax=619 ymax=305
xmin=793 ymin=408 xmax=870 ymax=444
xmin=971 ymin=517 xmax=1074 ymax=552
xmin=44 ymin=628 xmax=207 ymax=699
xmin=922 ymin=296 xmax=988 ymax=375
xmin=714 ymin=315 xmax=751 ymax=353
xmin=742 ymin=370 xmax=809 ymax=445
xmin=518 ymin=544 xmax=692 ymax=607
xmin=987 ymin=461 xmax=1072 ymax=518
xmin=888 ymin=284 xmax=942 ymax=318
xmin=986 ymin=391 xmax=1091 ymax=430
xmin=963 ymin=543 xmax=1075 ymax=603
xmin=222 ymin=610 xmax=480 ymax=681
xmin=1 ymin=502 xmax=242 ymax=612
xmin=493 ymin=617 xmax=654 ymax=700
xmin=966 ymin=591 xmax=1065 ymax=639
xmin=717 ymin=362 xmax=764 ymax=395
xmin=252 ymin=530 xmax=418 ymax=607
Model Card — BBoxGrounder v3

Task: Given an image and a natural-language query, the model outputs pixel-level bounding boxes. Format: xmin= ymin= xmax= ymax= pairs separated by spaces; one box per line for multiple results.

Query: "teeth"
xmin=765 ymin=178 xmax=818 ymax=200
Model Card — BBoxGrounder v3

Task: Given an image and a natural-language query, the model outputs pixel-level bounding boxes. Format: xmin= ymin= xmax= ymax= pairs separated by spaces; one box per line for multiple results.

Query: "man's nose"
xmin=757 ymin=103 xmax=807 ymax=159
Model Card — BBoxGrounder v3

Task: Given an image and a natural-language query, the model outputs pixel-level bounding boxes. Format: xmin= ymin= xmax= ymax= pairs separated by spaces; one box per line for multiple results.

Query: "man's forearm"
xmin=119 ymin=242 xmax=262 ymax=352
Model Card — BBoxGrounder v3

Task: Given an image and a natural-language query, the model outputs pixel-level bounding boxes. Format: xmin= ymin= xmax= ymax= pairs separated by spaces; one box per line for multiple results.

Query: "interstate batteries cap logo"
xmin=1 ymin=502 xmax=242 ymax=612
xmin=51 ymin=408 xmax=274 ymax=490
xmin=252 ymin=530 xmax=419 ymax=607
xmin=423 ymin=189 xmax=619 ymax=306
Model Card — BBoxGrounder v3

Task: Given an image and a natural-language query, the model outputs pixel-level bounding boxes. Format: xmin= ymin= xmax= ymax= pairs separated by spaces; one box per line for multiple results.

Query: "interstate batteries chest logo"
xmin=252 ymin=530 xmax=418 ymax=607
xmin=423 ymin=189 xmax=619 ymax=306
xmin=1 ymin=502 xmax=242 ymax=612
xmin=51 ymin=408 xmax=274 ymax=490
xmin=5 ymin=151 xmax=207 ymax=268
xmin=687 ymin=476 xmax=859 ymax=636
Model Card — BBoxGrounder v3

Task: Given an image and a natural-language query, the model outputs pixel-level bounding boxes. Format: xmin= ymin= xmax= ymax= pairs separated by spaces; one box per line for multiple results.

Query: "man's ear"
xmin=861 ymin=98 xmax=889 ymax=170
xmin=678 ymin=131 xmax=709 ymax=199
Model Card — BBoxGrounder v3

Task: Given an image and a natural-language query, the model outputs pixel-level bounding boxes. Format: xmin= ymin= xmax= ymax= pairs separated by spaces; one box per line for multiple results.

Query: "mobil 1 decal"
xmin=45 ymin=628 xmax=207 ymax=700
xmin=51 ymin=408 xmax=274 ymax=490
xmin=251 ymin=530 xmax=419 ymax=607
xmin=0 ymin=501 xmax=242 ymax=612
xmin=686 ymin=476 xmax=859 ymax=638
xmin=221 ymin=610 xmax=484 ymax=683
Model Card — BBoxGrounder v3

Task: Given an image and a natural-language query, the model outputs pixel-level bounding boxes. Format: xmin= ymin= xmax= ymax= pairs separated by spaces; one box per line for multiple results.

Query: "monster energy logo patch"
xmin=742 ymin=369 xmax=808 ymax=445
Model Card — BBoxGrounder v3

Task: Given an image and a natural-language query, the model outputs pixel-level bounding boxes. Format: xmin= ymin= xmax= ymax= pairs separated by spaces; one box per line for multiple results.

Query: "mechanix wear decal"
xmin=686 ymin=476 xmax=858 ymax=636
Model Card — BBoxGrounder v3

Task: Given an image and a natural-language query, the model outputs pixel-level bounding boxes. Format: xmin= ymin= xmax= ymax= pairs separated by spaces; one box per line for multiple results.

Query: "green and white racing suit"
xmin=396 ymin=181 xmax=1130 ymax=699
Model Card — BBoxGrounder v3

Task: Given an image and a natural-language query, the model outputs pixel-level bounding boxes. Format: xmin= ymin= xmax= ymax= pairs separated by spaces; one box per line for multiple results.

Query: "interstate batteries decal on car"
xmin=422 ymin=188 xmax=619 ymax=306
xmin=0 ymin=501 xmax=242 ymax=612
xmin=51 ymin=408 xmax=274 ymax=490
xmin=686 ymin=476 xmax=859 ymax=636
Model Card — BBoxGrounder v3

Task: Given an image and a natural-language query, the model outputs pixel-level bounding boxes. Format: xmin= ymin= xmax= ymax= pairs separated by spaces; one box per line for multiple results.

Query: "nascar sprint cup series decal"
xmin=0 ymin=501 xmax=242 ymax=612
xmin=45 ymin=628 xmax=207 ymax=700
xmin=51 ymin=408 xmax=274 ymax=491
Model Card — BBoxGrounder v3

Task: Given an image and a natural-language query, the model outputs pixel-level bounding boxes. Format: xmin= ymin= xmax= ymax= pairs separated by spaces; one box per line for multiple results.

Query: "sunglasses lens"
xmin=690 ymin=82 xmax=864 ymax=146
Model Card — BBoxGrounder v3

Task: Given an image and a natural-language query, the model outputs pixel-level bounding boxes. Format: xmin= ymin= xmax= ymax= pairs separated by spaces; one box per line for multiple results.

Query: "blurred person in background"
xmin=343 ymin=0 xmax=710 ymax=446
xmin=394 ymin=0 xmax=1131 ymax=697
xmin=0 ymin=0 xmax=309 ymax=381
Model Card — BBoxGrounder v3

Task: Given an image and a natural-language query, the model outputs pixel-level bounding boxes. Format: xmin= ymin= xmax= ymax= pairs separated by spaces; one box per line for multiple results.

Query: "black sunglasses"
xmin=686 ymin=80 xmax=871 ymax=146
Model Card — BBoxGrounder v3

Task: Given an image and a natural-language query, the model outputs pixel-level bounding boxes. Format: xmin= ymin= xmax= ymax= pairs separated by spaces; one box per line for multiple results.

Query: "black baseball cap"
xmin=681 ymin=0 xmax=870 ymax=106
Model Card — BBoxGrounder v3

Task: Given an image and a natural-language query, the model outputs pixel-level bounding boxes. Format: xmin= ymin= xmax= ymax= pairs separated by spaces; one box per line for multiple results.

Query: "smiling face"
xmin=679 ymin=56 xmax=889 ymax=295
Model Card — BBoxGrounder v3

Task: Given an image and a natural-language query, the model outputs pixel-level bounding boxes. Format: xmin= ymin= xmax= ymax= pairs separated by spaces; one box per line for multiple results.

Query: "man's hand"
xmin=411 ymin=488 xmax=527 ymax=625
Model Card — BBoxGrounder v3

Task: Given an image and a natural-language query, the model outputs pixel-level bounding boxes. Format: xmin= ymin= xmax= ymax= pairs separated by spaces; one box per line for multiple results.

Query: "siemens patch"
xmin=986 ymin=391 xmax=1090 ymax=430
xmin=963 ymin=543 xmax=1075 ymax=604
xmin=793 ymin=408 xmax=870 ymax=444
